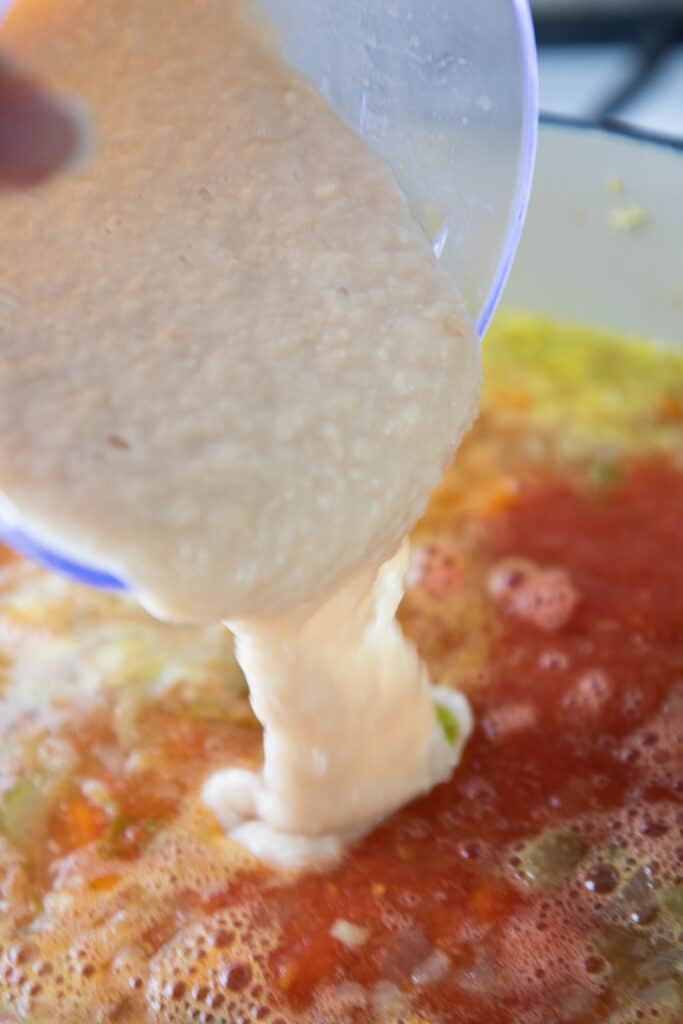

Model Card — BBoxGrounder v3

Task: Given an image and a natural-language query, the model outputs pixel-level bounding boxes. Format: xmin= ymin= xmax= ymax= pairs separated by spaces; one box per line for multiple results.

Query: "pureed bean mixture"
xmin=0 ymin=313 xmax=682 ymax=1024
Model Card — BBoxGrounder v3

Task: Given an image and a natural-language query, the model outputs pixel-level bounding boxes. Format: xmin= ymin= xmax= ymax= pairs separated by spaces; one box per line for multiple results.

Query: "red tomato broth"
xmin=1 ymin=318 xmax=683 ymax=1024
xmin=1 ymin=458 xmax=681 ymax=1023
xmin=249 ymin=456 xmax=683 ymax=1022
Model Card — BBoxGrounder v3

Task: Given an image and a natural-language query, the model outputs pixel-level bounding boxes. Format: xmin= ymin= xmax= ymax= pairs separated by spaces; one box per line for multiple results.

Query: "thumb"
xmin=0 ymin=58 xmax=91 ymax=188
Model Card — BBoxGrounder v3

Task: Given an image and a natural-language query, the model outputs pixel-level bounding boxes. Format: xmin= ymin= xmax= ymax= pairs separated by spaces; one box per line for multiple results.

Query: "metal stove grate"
xmin=533 ymin=4 xmax=683 ymax=140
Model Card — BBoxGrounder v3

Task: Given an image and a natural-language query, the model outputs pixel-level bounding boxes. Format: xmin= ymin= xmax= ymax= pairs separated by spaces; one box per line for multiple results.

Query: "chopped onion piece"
xmin=330 ymin=919 xmax=369 ymax=948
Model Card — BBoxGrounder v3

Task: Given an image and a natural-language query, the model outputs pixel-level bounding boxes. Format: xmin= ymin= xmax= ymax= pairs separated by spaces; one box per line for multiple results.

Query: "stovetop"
xmin=533 ymin=3 xmax=683 ymax=141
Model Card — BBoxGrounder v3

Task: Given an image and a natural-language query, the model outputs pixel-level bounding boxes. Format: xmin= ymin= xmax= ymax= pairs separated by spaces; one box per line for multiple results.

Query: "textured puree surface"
xmin=205 ymin=549 xmax=472 ymax=865
xmin=0 ymin=0 xmax=480 ymax=623
xmin=0 ymin=315 xmax=682 ymax=1022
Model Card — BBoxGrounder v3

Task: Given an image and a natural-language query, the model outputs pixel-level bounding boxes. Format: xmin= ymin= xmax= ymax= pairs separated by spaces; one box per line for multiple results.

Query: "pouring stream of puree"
xmin=0 ymin=0 xmax=480 ymax=867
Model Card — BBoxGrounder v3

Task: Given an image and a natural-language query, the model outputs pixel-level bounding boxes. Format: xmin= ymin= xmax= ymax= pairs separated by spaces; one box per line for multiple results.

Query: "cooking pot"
xmin=503 ymin=117 xmax=683 ymax=348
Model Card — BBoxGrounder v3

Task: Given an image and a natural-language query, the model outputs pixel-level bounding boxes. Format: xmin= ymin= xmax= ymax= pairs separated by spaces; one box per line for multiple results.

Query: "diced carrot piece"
xmin=57 ymin=794 xmax=107 ymax=849
xmin=493 ymin=385 xmax=532 ymax=411
xmin=277 ymin=959 xmax=300 ymax=991
xmin=471 ymin=884 xmax=500 ymax=922
xmin=658 ymin=393 xmax=683 ymax=423
xmin=89 ymin=873 xmax=121 ymax=893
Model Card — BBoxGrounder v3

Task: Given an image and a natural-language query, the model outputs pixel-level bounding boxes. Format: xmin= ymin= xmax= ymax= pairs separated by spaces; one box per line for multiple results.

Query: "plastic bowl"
xmin=257 ymin=0 xmax=538 ymax=335
xmin=0 ymin=0 xmax=538 ymax=591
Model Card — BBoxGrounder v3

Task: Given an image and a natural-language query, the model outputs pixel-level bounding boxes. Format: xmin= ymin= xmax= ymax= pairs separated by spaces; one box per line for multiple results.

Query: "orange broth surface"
xmin=0 ymin=314 xmax=682 ymax=1024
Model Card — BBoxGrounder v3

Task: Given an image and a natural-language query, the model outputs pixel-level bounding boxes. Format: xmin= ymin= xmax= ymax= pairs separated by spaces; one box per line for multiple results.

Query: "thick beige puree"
xmin=1 ymin=0 xmax=480 ymax=863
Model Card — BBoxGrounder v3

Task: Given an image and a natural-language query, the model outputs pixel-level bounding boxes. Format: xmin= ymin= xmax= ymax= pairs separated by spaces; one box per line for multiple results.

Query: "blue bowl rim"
xmin=476 ymin=0 xmax=540 ymax=338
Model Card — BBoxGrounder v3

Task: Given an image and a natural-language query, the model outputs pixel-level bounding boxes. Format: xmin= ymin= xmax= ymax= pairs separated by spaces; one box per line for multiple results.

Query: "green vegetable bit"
xmin=435 ymin=703 xmax=460 ymax=746
xmin=519 ymin=828 xmax=587 ymax=889
xmin=658 ymin=885 xmax=683 ymax=924
xmin=100 ymin=813 xmax=167 ymax=860
xmin=189 ymin=698 xmax=257 ymax=728
xmin=590 ymin=461 xmax=622 ymax=491
xmin=0 ymin=775 xmax=54 ymax=851
xmin=599 ymin=924 xmax=683 ymax=1022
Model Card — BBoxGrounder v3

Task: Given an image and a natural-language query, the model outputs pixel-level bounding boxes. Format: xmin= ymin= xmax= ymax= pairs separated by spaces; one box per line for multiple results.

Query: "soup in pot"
xmin=0 ymin=314 xmax=681 ymax=1024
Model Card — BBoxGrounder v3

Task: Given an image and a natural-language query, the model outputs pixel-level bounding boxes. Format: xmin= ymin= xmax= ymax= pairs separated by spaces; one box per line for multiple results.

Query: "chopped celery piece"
xmin=659 ymin=885 xmax=683 ymax=924
xmin=519 ymin=828 xmax=586 ymax=889
xmin=189 ymin=699 xmax=257 ymax=727
xmin=100 ymin=814 xmax=167 ymax=860
xmin=0 ymin=775 xmax=53 ymax=850
xmin=435 ymin=703 xmax=459 ymax=746
xmin=590 ymin=461 xmax=622 ymax=491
